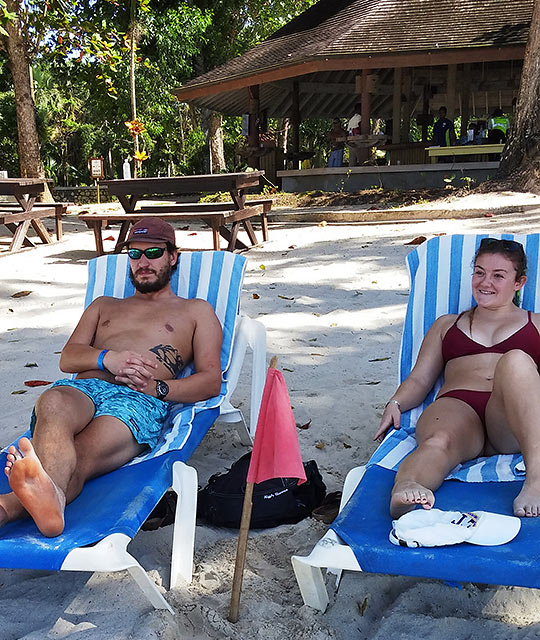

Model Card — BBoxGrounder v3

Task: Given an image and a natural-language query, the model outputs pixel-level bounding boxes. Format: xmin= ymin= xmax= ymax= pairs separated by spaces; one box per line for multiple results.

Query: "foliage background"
xmin=0 ymin=0 xmax=320 ymax=185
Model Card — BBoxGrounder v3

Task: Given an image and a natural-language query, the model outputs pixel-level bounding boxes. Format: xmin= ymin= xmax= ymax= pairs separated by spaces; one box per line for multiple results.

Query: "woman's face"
xmin=472 ymin=252 xmax=526 ymax=307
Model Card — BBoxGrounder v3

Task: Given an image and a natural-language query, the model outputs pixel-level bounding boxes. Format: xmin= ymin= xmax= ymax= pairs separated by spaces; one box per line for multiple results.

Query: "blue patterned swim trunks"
xmin=30 ymin=378 xmax=169 ymax=449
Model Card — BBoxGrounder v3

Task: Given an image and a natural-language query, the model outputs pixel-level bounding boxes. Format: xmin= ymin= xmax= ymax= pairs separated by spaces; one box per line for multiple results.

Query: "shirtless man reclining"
xmin=0 ymin=217 xmax=222 ymax=537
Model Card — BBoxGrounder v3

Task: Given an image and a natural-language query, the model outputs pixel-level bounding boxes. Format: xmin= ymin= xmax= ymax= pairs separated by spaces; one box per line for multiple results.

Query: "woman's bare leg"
xmin=486 ymin=350 xmax=540 ymax=517
xmin=390 ymin=397 xmax=485 ymax=518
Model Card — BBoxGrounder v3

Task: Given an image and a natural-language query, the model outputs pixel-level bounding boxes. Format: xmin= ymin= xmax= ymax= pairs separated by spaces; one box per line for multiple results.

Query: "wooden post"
xmin=392 ymin=67 xmax=402 ymax=144
xmin=360 ymin=69 xmax=371 ymax=135
xmin=228 ymin=356 xmax=278 ymax=623
xmin=248 ymin=85 xmax=260 ymax=169
xmin=228 ymin=481 xmax=255 ymax=623
xmin=446 ymin=64 xmax=457 ymax=119
xmin=400 ymin=68 xmax=412 ymax=143
xmin=291 ymin=82 xmax=300 ymax=166
xmin=460 ymin=63 xmax=471 ymax=139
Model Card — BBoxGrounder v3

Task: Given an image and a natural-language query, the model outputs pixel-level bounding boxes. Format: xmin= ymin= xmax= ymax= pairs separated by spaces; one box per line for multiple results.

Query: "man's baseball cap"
xmin=118 ymin=217 xmax=176 ymax=247
xmin=389 ymin=508 xmax=521 ymax=548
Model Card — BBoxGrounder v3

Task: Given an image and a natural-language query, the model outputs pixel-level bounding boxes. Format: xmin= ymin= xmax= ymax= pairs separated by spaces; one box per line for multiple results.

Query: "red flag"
xmin=246 ymin=368 xmax=306 ymax=485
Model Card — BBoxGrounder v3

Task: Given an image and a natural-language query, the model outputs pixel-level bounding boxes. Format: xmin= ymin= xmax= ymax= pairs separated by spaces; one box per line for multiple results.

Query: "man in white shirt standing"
xmin=347 ymin=102 xmax=362 ymax=166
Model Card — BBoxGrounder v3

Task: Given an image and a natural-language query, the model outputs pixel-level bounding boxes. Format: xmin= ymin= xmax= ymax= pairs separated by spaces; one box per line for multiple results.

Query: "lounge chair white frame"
xmin=58 ymin=313 xmax=266 ymax=613
xmin=291 ymin=466 xmax=365 ymax=612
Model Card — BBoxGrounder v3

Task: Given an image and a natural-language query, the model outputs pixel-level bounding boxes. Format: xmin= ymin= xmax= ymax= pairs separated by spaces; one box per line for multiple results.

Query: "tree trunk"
xmin=498 ymin=0 xmax=540 ymax=190
xmin=3 ymin=0 xmax=52 ymax=200
xmin=208 ymin=111 xmax=226 ymax=173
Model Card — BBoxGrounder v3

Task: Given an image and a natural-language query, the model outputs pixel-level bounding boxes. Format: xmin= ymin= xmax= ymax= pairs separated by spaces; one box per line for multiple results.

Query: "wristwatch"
xmin=155 ymin=379 xmax=169 ymax=401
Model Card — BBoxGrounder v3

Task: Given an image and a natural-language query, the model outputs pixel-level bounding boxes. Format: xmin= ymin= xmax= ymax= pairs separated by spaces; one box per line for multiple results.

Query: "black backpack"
xmin=197 ymin=452 xmax=326 ymax=529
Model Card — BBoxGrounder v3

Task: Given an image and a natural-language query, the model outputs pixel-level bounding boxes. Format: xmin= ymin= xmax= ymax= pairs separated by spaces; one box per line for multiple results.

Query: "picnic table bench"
xmin=0 ymin=178 xmax=69 ymax=253
xmin=81 ymin=172 xmax=271 ymax=254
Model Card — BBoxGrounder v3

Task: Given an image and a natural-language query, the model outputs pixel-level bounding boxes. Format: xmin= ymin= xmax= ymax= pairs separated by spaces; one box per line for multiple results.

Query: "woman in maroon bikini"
xmin=375 ymin=238 xmax=540 ymax=519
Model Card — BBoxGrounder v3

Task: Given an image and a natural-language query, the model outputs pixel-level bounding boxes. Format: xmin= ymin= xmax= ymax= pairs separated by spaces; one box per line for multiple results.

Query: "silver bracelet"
xmin=385 ymin=399 xmax=401 ymax=411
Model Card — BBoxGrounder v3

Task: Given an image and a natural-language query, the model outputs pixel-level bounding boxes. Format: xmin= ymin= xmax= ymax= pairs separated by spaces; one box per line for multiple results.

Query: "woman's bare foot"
xmin=390 ymin=481 xmax=434 ymax=519
xmin=513 ymin=481 xmax=540 ymax=517
xmin=4 ymin=437 xmax=65 ymax=537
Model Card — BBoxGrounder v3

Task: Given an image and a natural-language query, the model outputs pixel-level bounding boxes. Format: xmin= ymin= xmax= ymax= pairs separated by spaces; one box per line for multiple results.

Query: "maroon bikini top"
xmin=441 ymin=310 xmax=540 ymax=365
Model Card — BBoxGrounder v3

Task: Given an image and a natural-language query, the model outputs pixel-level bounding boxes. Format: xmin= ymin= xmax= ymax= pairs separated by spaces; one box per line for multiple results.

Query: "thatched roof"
xmin=173 ymin=0 xmax=533 ymax=119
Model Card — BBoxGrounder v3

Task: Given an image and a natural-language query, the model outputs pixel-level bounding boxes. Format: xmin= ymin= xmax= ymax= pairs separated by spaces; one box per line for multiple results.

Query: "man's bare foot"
xmin=390 ymin=481 xmax=434 ymax=519
xmin=514 ymin=481 xmax=540 ymax=517
xmin=5 ymin=437 xmax=65 ymax=537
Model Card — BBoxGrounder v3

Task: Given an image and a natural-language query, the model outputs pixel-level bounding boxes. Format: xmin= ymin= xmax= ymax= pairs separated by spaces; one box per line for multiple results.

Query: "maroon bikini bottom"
xmin=437 ymin=389 xmax=492 ymax=426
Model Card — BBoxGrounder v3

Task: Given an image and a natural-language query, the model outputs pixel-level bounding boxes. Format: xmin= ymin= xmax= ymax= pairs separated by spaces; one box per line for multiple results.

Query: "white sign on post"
xmin=89 ymin=157 xmax=104 ymax=179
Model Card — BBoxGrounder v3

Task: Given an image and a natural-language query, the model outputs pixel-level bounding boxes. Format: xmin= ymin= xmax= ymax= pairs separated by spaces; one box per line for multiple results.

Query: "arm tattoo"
xmin=149 ymin=344 xmax=184 ymax=377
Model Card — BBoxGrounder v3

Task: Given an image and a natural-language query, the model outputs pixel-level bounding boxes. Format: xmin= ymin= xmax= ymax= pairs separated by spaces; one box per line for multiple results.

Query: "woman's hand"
xmin=374 ymin=401 xmax=401 ymax=443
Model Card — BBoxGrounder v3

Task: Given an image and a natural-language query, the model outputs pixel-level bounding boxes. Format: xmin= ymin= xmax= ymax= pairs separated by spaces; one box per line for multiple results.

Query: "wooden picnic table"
xmin=427 ymin=144 xmax=504 ymax=162
xmin=83 ymin=171 xmax=271 ymax=255
xmin=0 ymin=178 xmax=66 ymax=253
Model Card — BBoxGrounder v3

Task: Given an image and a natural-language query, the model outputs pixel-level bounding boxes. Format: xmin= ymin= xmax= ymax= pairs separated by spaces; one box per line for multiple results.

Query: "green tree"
xmin=498 ymin=0 xmax=540 ymax=190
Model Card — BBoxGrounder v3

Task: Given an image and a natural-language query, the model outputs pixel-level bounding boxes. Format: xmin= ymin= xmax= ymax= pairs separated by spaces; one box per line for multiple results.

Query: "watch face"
xmin=156 ymin=380 xmax=169 ymax=400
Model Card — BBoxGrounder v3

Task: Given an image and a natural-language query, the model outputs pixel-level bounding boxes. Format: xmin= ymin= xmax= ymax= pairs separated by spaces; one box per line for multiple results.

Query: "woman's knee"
xmin=418 ymin=430 xmax=455 ymax=452
xmin=494 ymin=350 xmax=538 ymax=383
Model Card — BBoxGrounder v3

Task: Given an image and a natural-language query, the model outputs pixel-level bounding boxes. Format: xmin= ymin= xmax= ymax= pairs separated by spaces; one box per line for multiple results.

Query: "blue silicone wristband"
xmin=97 ymin=349 xmax=109 ymax=371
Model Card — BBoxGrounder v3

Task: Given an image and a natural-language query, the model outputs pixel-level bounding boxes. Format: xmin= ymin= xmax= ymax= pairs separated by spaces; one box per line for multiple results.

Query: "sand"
xmin=2 ymin=195 xmax=540 ymax=638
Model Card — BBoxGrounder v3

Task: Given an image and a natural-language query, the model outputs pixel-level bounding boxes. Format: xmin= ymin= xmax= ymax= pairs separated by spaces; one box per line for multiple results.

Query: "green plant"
xmin=460 ymin=175 xmax=476 ymax=190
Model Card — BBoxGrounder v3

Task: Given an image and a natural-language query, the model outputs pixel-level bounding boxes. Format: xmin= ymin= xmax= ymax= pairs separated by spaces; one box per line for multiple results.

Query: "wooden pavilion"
xmin=173 ymin=0 xmax=533 ymax=191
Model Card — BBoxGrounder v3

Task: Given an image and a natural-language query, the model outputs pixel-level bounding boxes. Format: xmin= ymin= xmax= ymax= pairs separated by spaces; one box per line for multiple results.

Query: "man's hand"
xmin=104 ymin=350 xmax=157 ymax=392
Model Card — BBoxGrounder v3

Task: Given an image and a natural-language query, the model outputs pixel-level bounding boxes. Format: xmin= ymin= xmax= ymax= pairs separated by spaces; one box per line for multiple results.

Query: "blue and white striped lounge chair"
xmin=292 ymin=233 xmax=540 ymax=611
xmin=0 ymin=250 xmax=266 ymax=613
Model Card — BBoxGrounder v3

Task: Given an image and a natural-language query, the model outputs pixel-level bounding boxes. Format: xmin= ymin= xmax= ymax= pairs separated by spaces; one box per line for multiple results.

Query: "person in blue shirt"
xmin=432 ymin=106 xmax=456 ymax=147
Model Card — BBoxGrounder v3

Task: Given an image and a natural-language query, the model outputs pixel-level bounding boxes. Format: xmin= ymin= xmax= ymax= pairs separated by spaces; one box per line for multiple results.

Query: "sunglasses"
xmin=479 ymin=238 xmax=524 ymax=253
xmin=127 ymin=247 xmax=166 ymax=260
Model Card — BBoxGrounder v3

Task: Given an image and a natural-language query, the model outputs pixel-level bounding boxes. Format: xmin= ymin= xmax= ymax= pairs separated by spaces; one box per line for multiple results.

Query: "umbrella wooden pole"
xmin=228 ymin=356 xmax=278 ymax=623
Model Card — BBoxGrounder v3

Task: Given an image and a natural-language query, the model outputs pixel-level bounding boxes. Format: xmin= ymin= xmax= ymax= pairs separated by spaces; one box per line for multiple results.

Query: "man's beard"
xmin=129 ymin=262 xmax=172 ymax=293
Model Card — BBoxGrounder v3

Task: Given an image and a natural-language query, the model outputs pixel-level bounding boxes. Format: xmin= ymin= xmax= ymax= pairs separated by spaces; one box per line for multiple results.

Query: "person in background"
xmin=432 ymin=106 xmax=456 ymax=148
xmin=327 ymin=118 xmax=346 ymax=167
xmin=488 ymin=108 xmax=510 ymax=144
xmin=432 ymin=106 xmax=456 ymax=163
xmin=347 ymin=102 xmax=363 ymax=167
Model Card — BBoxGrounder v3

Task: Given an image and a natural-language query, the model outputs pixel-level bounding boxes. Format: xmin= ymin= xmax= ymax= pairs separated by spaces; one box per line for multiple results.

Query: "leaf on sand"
xmin=283 ymin=367 xmax=294 ymax=372
xmin=343 ymin=442 xmax=352 ymax=449
xmin=308 ymin=338 xmax=317 ymax=342
xmin=405 ymin=235 xmax=427 ymax=245
xmin=104 ymin=235 xmax=115 ymax=241
xmin=288 ymin=244 xmax=297 ymax=249
xmin=259 ymin=264 xmax=266 ymax=270
xmin=315 ymin=441 xmax=325 ymax=449
xmin=278 ymin=295 xmax=294 ymax=300
xmin=330 ymin=322 xmax=337 ymax=327
xmin=297 ymin=419 xmax=312 ymax=430
xmin=358 ymin=597 xmax=368 ymax=616
xmin=24 ymin=362 xmax=38 ymax=368
xmin=310 ymin=353 xmax=324 ymax=357
xmin=188 ymin=232 xmax=197 ymax=236
xmin=11 ymin=291 xmax=32 ymax=298
xmin=318 ymin=220 xmax=327 ymax=227
xmin=359 ymin=380 xmax=381 ymax=385
xmin=24 ymin=380 xmax=53 ymax=387
xmin=368 ymin=357 xmax=390 ymax=362
xmin=12 ymin=390 xmax=27 ymax=395
xmin=252 ymin=293 xmax=260 ymax=299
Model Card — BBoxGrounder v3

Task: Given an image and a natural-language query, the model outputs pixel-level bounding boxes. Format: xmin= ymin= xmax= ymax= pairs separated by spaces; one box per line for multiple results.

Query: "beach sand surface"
xmin=2 ymin=196 xmax=540 ymax=638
